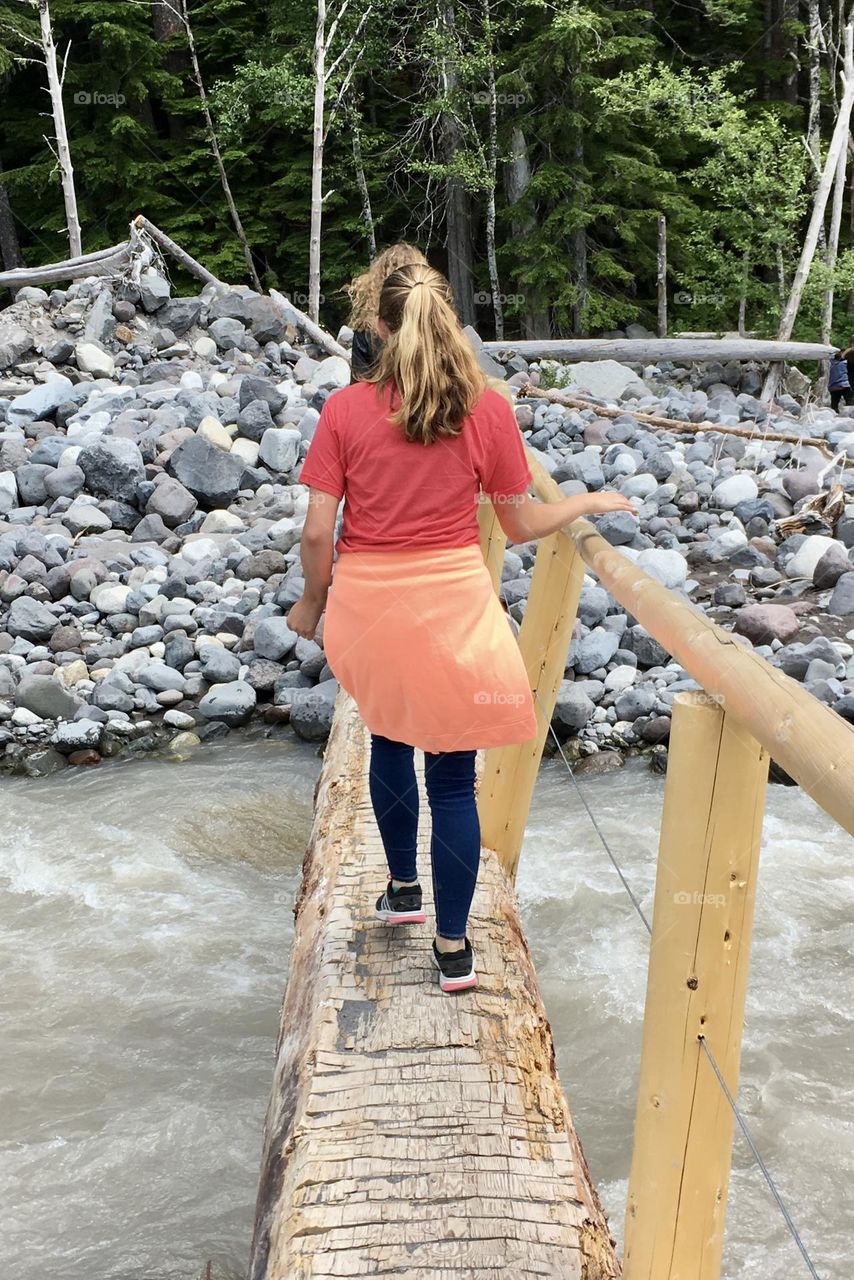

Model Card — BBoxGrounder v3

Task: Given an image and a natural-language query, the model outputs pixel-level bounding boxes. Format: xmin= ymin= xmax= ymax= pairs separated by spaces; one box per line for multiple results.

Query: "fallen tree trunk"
xmin=131 ymin=215 xmax=221 ymax=285
xmin=0 ymin=240 xmax=133 ymax=290
xmin=269 ymin=287 xmax=349 ymax=359
xmin=481 ymin=337 xmax=836 ymax=362
xmin=250 ymin=693 xmax=620 ymax=1280
xmin=518 ymin=384 xmax=835 ymax=457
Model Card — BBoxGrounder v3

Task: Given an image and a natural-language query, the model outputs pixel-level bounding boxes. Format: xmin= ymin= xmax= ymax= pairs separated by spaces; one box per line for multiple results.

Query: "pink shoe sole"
xmin=374 ymin=907 xmax=427 ymax=924
xmin=431 ymin=946 xmax=477 ymax=993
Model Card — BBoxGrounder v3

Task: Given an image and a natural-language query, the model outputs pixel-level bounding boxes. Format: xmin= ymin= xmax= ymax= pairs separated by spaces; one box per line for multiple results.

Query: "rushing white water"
xmin=521 ymin=758 xmax=854 ymax=1280
xmin=1 ymin=742 xmax=851 ymax=1279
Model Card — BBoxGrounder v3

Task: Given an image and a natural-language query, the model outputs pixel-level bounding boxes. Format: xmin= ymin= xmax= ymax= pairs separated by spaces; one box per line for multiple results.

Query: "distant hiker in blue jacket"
xmin=828 ymin=353 xmax=854 ymax=412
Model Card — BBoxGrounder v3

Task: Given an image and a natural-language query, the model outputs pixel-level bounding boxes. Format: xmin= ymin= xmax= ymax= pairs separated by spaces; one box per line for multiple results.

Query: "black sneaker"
xmin=431 ymin=937 xmax=477 ymax=993
xmin=374 ymin=881 xmax=426 ymax=924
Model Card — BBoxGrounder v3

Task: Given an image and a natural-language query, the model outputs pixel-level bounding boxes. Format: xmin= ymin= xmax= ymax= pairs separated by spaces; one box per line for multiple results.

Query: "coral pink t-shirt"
xmin=298 ymin=380 xmax=531 ymax=552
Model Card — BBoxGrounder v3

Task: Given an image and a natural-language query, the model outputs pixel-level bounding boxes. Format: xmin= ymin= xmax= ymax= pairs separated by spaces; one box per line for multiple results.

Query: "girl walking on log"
xmin=289 ymin=263 xmax=634 ymax=993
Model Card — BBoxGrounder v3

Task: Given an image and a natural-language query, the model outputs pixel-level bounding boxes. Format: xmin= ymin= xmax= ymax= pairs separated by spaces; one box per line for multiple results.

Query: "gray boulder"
xmin=78 ymin=438 xmax=146 ymax=504
xmin=198 ymin=645 xmax=241 ymax=684
xmin=198 ymin=679 xmax=256 ymax=726
xmin=595 ymin=510 xmax=638 ymax=546
xmin=169 ymin=434 xmax=246 ymax=508
xmin=146 ymin=477 xmax=198 ymax=528
xmin=552 ymin=680 xmax=594 ymax=735
xmin=289 ymin=679 xmax=337 ymax=740
xmin=573 ymin=627 xmax=620 ymax=674
xmin=829 ymin=572 xmax=854 ymax=617
xmin=254 ymin=616 xmax=298 ymax=661
xmin=236 ymin=398 xmax=274 ymax=442
xmin=16 ymin=463 xmax=52 ymax=506
xmin=51 ymin=719 xmax=103 ymax=753
xmin=7 ymin=374 xmax=74 ymax=425
xmin=614 ymin=684 xmax=657 ymax=721
xmin=259 ymin=427 xmax=300 ymax=472
xmin=159 ymin=297 xmax=202 ymax=335
xmin=15 ymin=673 xmax=81 ymax=720
xmin=136 ymin=662 xmax=187 ymax=694
xmin=239 ymin=376 xmax=285 ymax=415
xmin=6 ymin=596 xmax=60 ymax=641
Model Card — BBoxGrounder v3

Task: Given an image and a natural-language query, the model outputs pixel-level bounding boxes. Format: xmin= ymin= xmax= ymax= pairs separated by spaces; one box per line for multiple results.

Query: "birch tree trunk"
xmin=503 ymin=127 xmax=549 ymax=338
xmin=818 ymin=143 xmax=848 ymax=400
xmin=762 ymin=21 xmax=854 ymax=403
xmin=38 ymin=0 xmax=81 ymax=257
xmin=482 ymin=0 xmax=502 ymax=339
xmin=807 ymin=0 xmax=823 ymax=164
xmin=309 ymin=0 xmax=327 ymax=322
xmin=441 ymin=1 xmax=475 ymax=326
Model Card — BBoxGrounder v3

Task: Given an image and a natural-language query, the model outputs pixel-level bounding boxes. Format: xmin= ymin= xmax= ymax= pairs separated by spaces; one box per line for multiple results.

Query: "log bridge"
xmin=250 ymin=450 xmax=854 ymax=1279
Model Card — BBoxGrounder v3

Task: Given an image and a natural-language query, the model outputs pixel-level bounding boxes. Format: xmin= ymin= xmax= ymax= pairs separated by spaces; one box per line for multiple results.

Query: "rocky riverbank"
xmin=0 ymin=272 xmax=852 ymax=777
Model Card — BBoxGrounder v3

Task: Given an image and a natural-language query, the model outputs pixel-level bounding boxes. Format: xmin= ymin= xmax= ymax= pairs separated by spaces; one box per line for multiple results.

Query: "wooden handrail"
xmin=525 ymin=448 xmax=854 ymax=837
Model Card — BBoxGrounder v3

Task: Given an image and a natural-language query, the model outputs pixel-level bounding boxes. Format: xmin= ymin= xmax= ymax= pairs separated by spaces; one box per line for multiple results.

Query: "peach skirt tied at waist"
xmin=322 ymin=545 xmax=539 ymax=754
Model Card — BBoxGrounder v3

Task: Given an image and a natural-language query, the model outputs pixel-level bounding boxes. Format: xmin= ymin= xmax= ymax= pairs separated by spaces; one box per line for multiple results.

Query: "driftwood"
xmin=518 ymin=382 xmax=835 ymax=457
xmin=250 ymin=692 xmax=619 ymax=1280
xmin=0 ymin=240 xmax=134 ymax=290
xmin=269 ymin=286 xmax=349 ymax=359
xmin=774 ymin=483 xmax=847 ymax=537
xmin=0 ymin=216 xmax=221 ymax=291
xmin=131 ymin=215 xmax=221 ymax=285
xmin=482 ymin=337 xmax=837 ymax=362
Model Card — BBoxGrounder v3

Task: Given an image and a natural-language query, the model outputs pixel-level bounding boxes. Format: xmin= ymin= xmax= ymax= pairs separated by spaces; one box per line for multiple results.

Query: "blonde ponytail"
xmin=367 ymin=263 xmax=486 ymax=444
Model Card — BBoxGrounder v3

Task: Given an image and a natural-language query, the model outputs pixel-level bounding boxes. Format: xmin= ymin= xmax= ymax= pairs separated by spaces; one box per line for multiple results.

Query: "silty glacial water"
xmin=1 ymin=743 xmax=850 ymax=1279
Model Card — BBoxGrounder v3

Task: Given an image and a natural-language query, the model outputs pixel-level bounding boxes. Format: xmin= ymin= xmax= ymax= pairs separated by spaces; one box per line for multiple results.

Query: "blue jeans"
xmin=368 ymin=734 xmax=480 ymax=940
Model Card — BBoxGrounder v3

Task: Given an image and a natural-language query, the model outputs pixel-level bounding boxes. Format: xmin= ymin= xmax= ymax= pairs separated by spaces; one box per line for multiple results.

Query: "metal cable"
xmin=501 ymin=587 xmax=823 ymax=1278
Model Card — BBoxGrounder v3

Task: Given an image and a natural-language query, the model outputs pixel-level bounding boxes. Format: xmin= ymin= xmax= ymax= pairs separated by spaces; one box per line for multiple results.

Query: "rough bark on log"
xmin=250 ymin=693 xmax=620 ymax=1280
xmin=269 ymin=287 xmax=350 ymax=359
xmin=481 ymin=338 xmax=836 ymax=362
xmin=518 ymin=384 xmax=835 ymax=457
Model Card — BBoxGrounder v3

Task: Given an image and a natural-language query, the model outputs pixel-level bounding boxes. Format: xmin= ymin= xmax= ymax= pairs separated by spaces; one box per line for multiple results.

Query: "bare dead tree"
xmin=762 ymin=21 xmax=854 ymax=402
xmin=308 ymin=0 xmax=374 ymax=320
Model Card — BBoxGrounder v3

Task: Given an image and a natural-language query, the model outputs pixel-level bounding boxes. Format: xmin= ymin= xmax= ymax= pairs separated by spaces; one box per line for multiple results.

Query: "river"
xmin=1 ymin=737 xmax=850 ymax=1279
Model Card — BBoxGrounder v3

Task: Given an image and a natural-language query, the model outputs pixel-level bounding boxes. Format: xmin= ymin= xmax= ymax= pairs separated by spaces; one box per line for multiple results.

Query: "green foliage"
xmin=0 ymin=0 xmax=849 ymax=340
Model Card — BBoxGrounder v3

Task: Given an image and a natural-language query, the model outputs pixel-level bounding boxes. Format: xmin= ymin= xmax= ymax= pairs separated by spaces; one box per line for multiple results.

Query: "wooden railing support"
xmin=478 ymin=528 xmax=585 ymax=879
xmin=477 ymin=497 xmax=507 ymax=594
xmin=623 ymin=691 xmax=770 ymax=1279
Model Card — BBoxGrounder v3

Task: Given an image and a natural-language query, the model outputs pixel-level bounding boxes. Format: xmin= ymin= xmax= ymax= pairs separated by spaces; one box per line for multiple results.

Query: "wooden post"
xmin=478 ymin=529 xmax=585 ymax=878
xmin=623 ymin=691 xmax=770 ymax=1280
xmin=477 ymin=497 xmax=506 ymax=594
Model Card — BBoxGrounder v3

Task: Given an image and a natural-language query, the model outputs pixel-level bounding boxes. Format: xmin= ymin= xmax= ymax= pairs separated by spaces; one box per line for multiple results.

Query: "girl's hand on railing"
xmin=585 ymin=491 xmax=637 ymax=516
